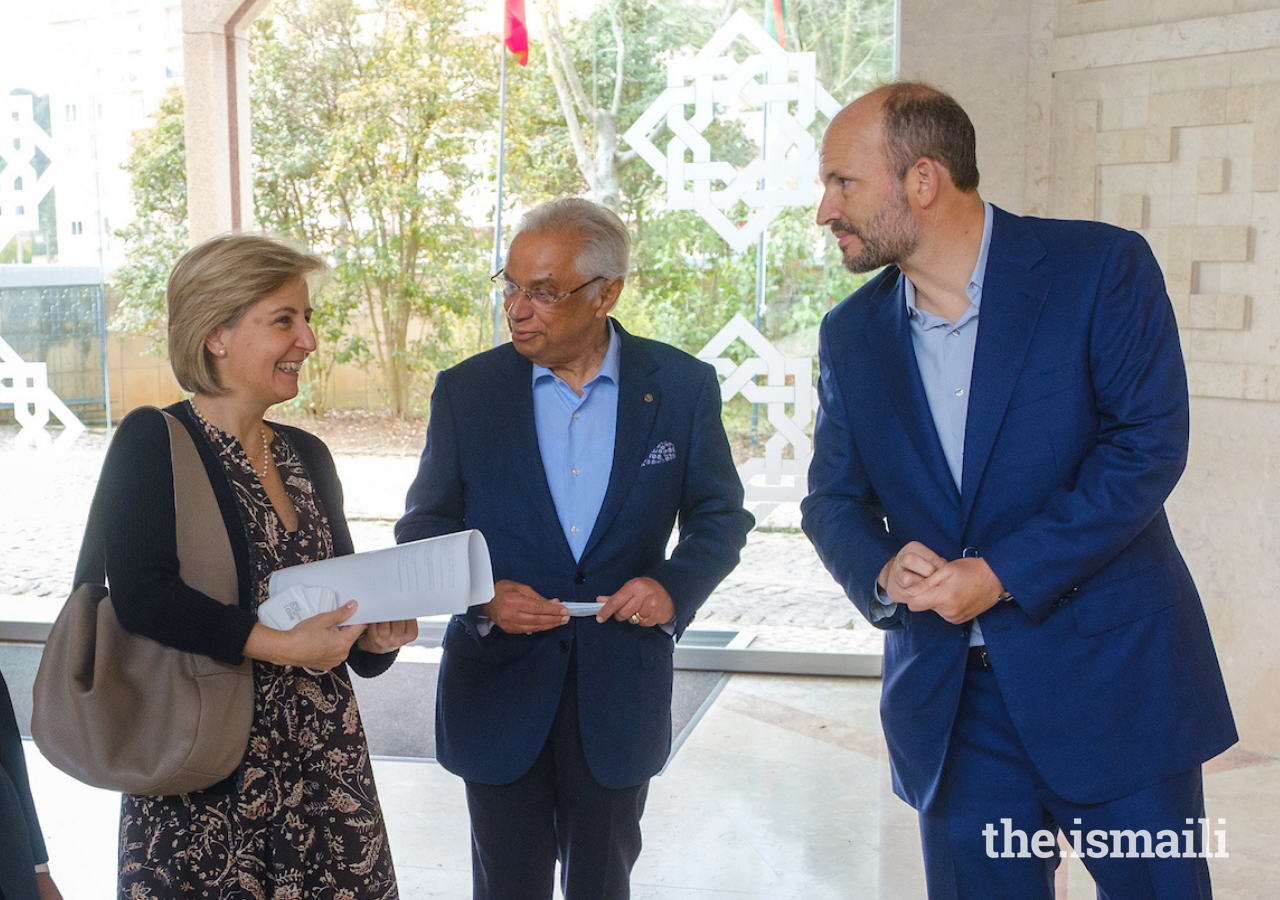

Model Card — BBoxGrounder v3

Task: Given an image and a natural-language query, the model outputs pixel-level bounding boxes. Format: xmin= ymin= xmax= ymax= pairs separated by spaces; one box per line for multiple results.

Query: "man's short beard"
xmin=840 ymin=188 xmax=917 ymax=273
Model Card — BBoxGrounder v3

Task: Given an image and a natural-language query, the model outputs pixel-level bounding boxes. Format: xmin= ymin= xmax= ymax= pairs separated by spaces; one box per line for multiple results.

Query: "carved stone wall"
xmin=1050 ymin=52 xmax=1280 ymax=403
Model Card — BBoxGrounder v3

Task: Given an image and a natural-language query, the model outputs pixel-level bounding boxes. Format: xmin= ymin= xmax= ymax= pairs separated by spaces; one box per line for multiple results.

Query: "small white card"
xmin=562 ymin=601 xmax=606 ymax=617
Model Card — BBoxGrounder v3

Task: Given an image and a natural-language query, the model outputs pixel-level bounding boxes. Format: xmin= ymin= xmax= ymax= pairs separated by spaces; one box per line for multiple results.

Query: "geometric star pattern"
xmin=0 ymin=93 xmax=57 ymax=250
xmin=0 ymin=335 xmax=86 ymax=450
xmin=698 ymin=313 xmax=815 ymax=523
xmin=624 ymin=10 xmax=842 ymax=253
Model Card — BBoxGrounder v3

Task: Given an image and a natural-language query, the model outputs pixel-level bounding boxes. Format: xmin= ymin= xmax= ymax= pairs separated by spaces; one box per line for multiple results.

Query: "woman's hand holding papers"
xmin=245 ymin=600 xmax=367 ymax=671
xmin=484 ymin=580 xmax=571 ymax=635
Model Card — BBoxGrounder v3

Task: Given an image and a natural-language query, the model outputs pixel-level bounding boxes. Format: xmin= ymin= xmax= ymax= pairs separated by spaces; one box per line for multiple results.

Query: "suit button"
xmin=574 ymin=572 xmax=586 ymax=584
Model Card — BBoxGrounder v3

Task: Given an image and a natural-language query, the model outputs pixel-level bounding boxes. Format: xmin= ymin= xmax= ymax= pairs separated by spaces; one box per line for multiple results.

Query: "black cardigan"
xmin=94 ymin=402 xmax=394 ymax=677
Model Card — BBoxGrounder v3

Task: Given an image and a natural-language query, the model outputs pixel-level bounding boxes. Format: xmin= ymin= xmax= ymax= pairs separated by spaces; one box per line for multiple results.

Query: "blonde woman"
xmin=98 ymin=234 xmax=414 ymax=897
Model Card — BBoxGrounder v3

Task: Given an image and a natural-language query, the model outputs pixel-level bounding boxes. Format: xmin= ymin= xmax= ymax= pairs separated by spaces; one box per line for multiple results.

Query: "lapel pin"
xmin=644 ymin=393 xmax=653 ymax=403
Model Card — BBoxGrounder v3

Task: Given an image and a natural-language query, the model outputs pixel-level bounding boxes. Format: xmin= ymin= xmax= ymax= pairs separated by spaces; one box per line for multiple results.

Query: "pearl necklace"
xmin=189 ymin=401 xmax=272 ymax=480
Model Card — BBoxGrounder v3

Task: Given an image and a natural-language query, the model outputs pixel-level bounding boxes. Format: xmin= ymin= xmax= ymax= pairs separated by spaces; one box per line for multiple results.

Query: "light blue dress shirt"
xmin=530 ymin=322 xmax=675 ymax=633
xmin=532 ymin=321 xmax=621 ymax=562
xmin=878 ymin=202 xmax=994 ymax=645
xmin=475 ymin=322 xmax=620 ymax=635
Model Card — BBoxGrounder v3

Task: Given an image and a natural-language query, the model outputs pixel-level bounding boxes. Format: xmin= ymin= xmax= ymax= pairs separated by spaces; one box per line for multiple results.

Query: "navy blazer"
xmin=397 ymin=321 xmax=752 ymax=789
xmin=803 ymin=207 xmax=1236 ymax=810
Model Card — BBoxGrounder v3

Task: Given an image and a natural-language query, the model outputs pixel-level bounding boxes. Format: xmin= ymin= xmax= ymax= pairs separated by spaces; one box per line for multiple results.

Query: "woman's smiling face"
xmin=207 ymin=278 xmax=317 ymax=407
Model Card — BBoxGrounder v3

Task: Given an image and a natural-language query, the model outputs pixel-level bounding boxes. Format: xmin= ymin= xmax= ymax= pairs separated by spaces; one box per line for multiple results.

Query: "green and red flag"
xmin=504 ymin=0 xmax=529 ymax=66
xmin=765 ymin=0 xmax=787 ymax=48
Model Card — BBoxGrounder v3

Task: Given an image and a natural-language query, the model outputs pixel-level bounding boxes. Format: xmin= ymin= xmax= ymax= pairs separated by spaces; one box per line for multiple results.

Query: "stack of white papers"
xmin=263 ymin=530 xmax=494 ymax=627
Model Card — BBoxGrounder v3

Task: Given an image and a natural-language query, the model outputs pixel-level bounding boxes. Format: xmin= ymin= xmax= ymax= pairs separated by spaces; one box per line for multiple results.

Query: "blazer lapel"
xmin=863 ymin=273 xmax=962 ymax=511
xmin=582 ymin=323 xmax=659 ymax=559
xmin=497 ymin=346 xmax=576 ymax=561
xmin=960 ymin=209 xmax=1050 ymax=525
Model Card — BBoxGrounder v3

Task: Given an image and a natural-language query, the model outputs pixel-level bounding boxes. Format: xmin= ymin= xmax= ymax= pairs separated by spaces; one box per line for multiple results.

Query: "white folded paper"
xmin=264 ymin=530 xmax=494 ymax=626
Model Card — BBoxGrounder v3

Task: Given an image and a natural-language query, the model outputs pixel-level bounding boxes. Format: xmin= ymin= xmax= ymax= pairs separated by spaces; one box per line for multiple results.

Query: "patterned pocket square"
xmin=642 ymin=441 xmax=676 ymax=467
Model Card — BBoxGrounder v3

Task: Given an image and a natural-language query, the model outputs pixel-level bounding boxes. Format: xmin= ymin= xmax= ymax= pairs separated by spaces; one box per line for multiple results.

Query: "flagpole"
xmin=491 ymin=42 xmax=509 ymax=348
xmin=752 ymin=0 xmax=784 ymax=448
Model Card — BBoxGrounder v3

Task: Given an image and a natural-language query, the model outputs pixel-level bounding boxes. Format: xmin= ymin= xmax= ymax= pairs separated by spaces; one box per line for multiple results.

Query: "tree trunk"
xmin=535 ymin=0 xmax=623 ymax=210
xmin=594 ymin=110 xmax=621 ymax=212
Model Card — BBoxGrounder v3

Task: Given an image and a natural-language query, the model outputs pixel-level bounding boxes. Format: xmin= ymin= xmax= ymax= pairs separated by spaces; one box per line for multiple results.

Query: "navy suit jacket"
xmin=397 ymin=321 xmax=752 ymax=789
xmin=802 ymin=207 xmax=1236 ymax=811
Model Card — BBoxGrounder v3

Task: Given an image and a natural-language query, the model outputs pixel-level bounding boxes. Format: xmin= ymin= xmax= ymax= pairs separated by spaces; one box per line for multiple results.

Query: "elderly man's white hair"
xmin=515 ymin=198 xmax=630 ymax=285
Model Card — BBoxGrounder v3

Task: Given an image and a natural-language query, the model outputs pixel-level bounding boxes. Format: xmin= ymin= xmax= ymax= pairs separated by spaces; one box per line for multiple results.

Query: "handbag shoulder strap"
xmin=74 ymin=407 xmax=238 ymax=607
xmin=165 ymin=410 xmax=239 ymax=606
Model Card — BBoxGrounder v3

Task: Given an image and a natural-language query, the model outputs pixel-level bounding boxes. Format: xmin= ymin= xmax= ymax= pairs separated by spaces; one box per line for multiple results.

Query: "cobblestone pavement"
xmin=0 ymin=428 xmax=882 ymax=654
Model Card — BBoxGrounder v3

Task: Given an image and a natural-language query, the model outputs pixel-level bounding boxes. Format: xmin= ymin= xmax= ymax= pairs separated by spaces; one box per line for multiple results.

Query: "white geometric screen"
xmin=624 ymin=10 xmax=843 ymax=253
xmin=699 ymin=314 xmax=815 ymax=523
xmin=0 ymin=94 xmax=56 ymax=250
xmin=0 ymin=336 xmax=85 ymax=450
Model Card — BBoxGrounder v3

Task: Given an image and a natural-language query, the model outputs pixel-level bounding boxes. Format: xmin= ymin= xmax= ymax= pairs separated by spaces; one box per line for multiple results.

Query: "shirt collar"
xmin=902 ymin=200 xmax=994 ymax=317
xmin=531 ymin=319 xmax=621 ymax=389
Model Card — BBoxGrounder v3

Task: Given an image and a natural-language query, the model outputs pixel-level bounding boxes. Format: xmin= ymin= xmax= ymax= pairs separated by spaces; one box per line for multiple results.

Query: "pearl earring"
xmin=218 ymin=349 xmax=226 ymax=357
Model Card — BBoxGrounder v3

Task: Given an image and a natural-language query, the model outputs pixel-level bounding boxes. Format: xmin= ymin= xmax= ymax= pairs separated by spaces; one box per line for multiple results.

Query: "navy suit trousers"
xmin=920 ymin=659 xmax=1215 ymax=900
xmin=464 ymin=647 xmax=648 ymax=900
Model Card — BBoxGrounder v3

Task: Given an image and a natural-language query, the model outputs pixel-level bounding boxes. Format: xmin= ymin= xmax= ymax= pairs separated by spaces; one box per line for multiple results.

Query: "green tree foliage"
xmin=113 ymin=1 xmax=495 ymax=416
xmin=113 ymin=0 xmax=892 ymax=417
xmin=252 ymin=0 xmax=496 ymax=417
xmin=790 ymin=0 xmax=896 ymax=100
xmin=111 ymin=87 xmax=188 ymax=337
xmin=505 ymin=0 xmax=895 ymax=356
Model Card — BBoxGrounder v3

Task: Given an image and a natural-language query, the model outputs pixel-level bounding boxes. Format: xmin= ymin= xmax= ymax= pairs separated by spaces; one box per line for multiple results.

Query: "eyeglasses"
xmin=491 ymin=269 xmax=606 ymax=311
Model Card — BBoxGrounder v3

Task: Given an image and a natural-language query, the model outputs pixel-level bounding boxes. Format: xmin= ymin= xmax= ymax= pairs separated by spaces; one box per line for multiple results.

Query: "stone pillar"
xmin=896 ymin=0 xmax=1036 ymax=215
xmin=181 ymin=0 xmax=273 ymax=243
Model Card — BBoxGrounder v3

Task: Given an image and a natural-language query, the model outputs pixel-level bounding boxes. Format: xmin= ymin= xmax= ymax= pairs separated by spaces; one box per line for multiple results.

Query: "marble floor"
xmin=25 ymin=673 xmax=1279 ymax=899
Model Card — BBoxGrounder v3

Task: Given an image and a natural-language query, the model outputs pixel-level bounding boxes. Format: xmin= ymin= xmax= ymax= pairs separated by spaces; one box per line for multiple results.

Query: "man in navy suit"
xmin=397 ymin=197 xmax=752 ymax=900
xmin=802 ymin=83 xmax=1236 ymax=898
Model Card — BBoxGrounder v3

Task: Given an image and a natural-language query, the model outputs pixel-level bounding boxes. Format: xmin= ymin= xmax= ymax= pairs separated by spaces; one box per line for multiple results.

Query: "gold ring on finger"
xmin=629 ymin=613 xmax=643 ymax=625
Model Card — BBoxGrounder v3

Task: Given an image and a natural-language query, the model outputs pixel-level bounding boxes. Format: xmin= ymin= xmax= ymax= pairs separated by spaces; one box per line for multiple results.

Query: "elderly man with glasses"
xmin=397 ymin=197 xmax=753 ymax=900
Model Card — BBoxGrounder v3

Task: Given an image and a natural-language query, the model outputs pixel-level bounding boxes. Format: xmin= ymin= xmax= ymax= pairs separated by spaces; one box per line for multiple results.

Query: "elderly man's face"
xmin=504 ymin=228 xmax=615 ymax=371
xmin=816 ymin=98 xmax=919 ymax=273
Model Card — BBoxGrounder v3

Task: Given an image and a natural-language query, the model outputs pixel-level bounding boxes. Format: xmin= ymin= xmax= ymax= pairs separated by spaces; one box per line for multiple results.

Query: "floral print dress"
xmin=118 ymin=411 xmax=398 ymax=900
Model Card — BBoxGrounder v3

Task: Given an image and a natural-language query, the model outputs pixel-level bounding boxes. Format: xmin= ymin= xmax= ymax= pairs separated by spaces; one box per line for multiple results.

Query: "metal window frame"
xmin=0 ymin=618 xmax=883 ymax=678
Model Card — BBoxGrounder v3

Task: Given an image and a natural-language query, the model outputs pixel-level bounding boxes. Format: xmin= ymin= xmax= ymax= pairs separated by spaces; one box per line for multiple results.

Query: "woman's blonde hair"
xmin=166 ymin=233 xmax=327 ymax=395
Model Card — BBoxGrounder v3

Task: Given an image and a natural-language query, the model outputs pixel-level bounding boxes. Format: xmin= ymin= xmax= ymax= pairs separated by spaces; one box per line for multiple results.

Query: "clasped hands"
xmin=878 ymin=542 xmax=1007 ymax=625
xmin=483 ymin=577 xmax=675 ymax=635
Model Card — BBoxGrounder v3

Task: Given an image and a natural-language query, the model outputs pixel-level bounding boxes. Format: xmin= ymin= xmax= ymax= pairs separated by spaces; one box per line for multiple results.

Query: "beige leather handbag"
xmin=32 ymin=408 xmax=253 ymax=796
